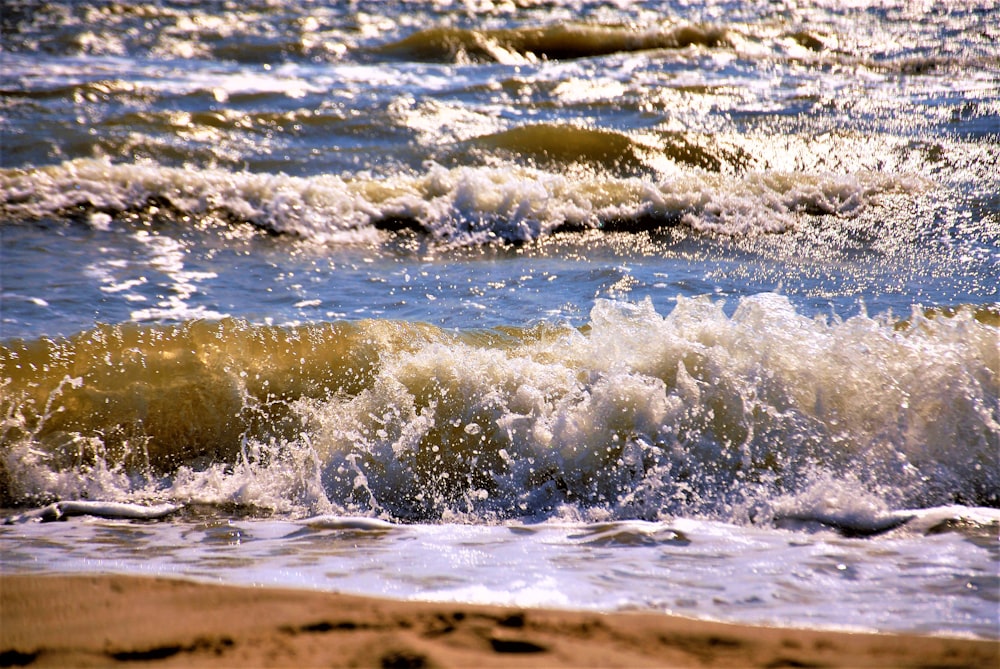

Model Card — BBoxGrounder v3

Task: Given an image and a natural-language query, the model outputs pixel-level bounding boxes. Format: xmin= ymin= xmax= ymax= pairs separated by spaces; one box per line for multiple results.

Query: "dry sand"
xmin=1 ymin=573 xmax=996 ymax=668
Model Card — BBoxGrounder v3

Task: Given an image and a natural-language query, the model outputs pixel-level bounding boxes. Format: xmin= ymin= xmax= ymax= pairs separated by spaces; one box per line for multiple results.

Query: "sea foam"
xmin=0 ymin=158 xmax=922 ymax=243
xmin=2 ymin=295 xmax=996 ymax=522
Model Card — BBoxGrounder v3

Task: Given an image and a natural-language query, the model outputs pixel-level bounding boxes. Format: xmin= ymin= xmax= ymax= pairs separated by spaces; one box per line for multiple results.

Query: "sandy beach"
xmin=1 ymin=574 xmax=996 ymax=668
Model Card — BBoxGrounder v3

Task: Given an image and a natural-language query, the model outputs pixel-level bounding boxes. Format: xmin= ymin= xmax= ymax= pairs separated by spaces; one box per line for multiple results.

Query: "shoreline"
xmin=2 ymin=573 xmax=996 ymax=668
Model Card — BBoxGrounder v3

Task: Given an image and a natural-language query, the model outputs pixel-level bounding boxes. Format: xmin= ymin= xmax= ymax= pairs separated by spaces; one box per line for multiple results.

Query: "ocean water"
xmin=1 ymin=0 xmax=998 ymax=639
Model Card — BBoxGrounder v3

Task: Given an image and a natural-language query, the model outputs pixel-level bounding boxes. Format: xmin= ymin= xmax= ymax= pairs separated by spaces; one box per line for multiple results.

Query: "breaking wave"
xmin=2 ymin=296 xmax=997 ymax=522
xmin=0 ymin=158 xmax=921 ymax=243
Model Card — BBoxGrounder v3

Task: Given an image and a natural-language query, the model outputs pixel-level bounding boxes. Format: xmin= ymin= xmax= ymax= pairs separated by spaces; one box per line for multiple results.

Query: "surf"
xmin=3 ymin=296 xmax=996 ymax=521
xmin=0 ymin=158 xmax=924 ymax=243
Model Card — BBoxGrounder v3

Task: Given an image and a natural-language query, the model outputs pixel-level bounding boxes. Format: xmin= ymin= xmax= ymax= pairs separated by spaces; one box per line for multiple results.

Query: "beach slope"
xmin=2 ymin=574 xmax=996 ymax=668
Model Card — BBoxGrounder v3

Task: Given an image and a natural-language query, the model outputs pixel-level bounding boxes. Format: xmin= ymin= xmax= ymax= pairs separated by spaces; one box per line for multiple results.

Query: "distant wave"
xmin=455 ymin=124 xmax=751 ymax=174
xmin=3 ymin=296 xmax=996 ymax=519
xmin=0 ymin=157 xmax=922 ymax=243
xmin=375 ymin=23 xmax=731 ymax=63
xmin=5 ymin=2 xmax=993 ymax=75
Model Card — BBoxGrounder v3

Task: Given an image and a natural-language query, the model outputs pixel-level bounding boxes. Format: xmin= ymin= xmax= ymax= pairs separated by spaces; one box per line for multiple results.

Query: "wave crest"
xmin=0 ymin=158 xmax=922 ymax=242
xmin=376 ymin=23 xmax=730 ymax=63
xmin=2 ymin=297 xmax=996 ymax=520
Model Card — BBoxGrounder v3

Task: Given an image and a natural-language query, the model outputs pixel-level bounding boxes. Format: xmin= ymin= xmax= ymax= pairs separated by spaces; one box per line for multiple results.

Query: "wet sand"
xmin=1 ymin=574 xmax=996 ymax=668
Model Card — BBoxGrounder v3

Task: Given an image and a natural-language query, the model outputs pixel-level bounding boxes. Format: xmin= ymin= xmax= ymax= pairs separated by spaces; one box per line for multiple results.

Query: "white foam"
xmin=298 ymin=515 xmax=396 ymax=530
xmin=1 ymin=159 xmax=924 ymax=243
xmin=4 ymin=501 xmax=180 ymax=524
xmin=298 ymin=295 xmax=997 ymax=520
xmin=3 ymin=295 xmax=994 ymax=522
xmin=768 ymin=474 xmax=915 ymax=535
